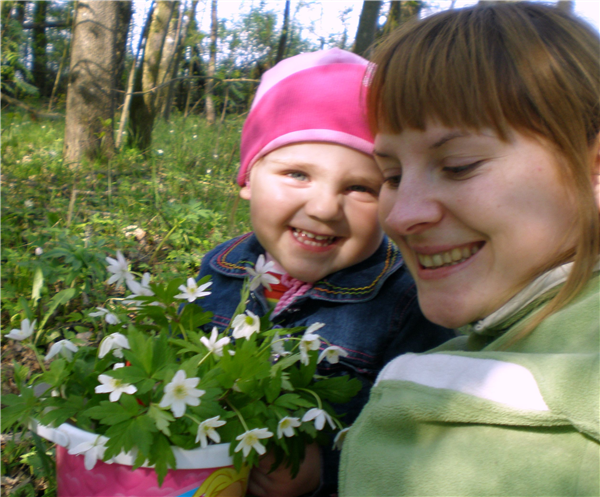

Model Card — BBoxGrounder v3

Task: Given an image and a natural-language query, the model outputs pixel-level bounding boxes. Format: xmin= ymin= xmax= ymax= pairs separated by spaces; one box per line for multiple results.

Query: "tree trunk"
xmin=556 ymin=1 xmax=574 ymax=12
xmin=205 ymin=0 xmax=217 ymax=125
xmin=32 ymin=1 xmax=48 ymax=96
xmin=15 ymin=1 xmax=26 ymax=25
xmin=159 ymin=1 xmax=184 ymax=119
xmin=275 ymin=0 xmax=290 ymax=64
xmin=129 ymin=0 xmax=175 ymax=151
xmin=117 ymin=1 xmax=155 ymax=149
xmin=163 ymin=0 xmax=199 ymax=120
xmin=63 ymin=1 xmax=131 ymax=166
xmin=379 ymin=1 xmax=423 ymax=40
xmin=353 ymin=1 xmax=382 ymax=58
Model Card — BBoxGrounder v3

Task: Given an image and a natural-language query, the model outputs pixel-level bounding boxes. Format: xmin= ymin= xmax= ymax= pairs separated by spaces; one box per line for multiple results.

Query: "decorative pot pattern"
xmin=57 ymin=446 xmax=249 ymax=497
xmin=31 ymin=421 xmax=249 ymax=497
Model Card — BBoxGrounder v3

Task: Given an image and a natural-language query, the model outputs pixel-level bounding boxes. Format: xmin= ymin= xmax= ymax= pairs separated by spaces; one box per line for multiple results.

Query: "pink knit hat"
xmin=237 ymin=48 xmax=374 ymax=186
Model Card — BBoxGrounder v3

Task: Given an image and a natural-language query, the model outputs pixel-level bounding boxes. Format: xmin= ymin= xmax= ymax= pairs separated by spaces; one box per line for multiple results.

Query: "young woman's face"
xmin=375 ymin=123 xmax=579 ymax=328
xmin=241 ymin=143 xmax=384 ymax=283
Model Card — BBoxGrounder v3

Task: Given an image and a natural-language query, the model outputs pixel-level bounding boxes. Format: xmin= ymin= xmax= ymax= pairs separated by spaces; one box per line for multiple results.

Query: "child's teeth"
xmin=293 ymin=229 xmax=335 ymax=246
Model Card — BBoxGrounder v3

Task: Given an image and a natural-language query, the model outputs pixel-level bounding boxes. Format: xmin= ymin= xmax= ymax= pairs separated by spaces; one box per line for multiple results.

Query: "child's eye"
xmin=347 ymin=185 xmax=372 ymax=194
xmin=286 ymin=171 xmax=308 ymax=181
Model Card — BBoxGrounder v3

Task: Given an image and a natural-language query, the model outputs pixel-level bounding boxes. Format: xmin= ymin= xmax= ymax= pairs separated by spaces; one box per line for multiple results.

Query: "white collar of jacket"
xmin=469 ymin=260 xmax=600 ymax=335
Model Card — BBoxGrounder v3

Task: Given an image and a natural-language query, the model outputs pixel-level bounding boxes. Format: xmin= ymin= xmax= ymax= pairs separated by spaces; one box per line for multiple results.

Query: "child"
xmin=339 ymin=3 xmax=600 ymax=496
xmin=194 ymin=48 xmax=454 ymax=497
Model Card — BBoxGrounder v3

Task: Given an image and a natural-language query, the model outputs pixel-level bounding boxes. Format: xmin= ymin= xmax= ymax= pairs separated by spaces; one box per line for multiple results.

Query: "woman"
xmin=340 ymin=3 xmax=599 ymax=496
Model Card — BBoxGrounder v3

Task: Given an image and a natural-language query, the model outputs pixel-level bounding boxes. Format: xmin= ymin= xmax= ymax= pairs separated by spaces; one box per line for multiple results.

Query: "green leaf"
xmin=31 ymin=266 xmax=44 ymax=302
xmin=125 ymin=327 xmax=153 ymax=374
xmin=147 ymin=433 xmax=176 ymax=486
xmin=148 ymin=405 xmax=174 ymax=437
xmin=273 ymin=393 xmax=313 ymax=410
xmin=264 ymin=371 xmax=282 ymax=404
xmin=311 ymin=375 xmax=362 ymax=404
xmin=1 ymin=389 xmax=36 ymax=432
xmin=39 ymin=395 xmax=86 ymax=427
xmin=86 ymin=400 xmax=134 ymax=426
xmin=37 ymin=288 xmax=78 ymax=341
xmin=109 ymin=366 xmax=149 ymax=384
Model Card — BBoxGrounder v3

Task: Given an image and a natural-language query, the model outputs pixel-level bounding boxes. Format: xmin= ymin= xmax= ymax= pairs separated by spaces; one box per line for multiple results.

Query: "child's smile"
xmin=241 ymin=143 xmax=384 ymax=283
xmin=291 ymin=228 xmax=339 ymax=249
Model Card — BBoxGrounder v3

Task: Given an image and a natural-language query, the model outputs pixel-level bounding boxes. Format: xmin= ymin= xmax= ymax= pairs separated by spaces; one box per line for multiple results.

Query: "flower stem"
xmin=298 ymin=388 xmax=322 ymax=410
xmin=197 ymin=351 xmax=211 ymax=367
xmin=177 ymin=323 xmax=188 ymax=342
xmin=26 ymin=343 xmax=47 ymax=373
xmin=226 ymin=399 xmax=248 ymax=431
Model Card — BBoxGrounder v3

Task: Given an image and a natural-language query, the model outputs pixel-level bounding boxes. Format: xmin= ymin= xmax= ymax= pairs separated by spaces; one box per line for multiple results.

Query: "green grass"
xmin=1 ymin=110 xmax=251 ymax=283
xmin=1 ymin=109 xmax=252 ymax=496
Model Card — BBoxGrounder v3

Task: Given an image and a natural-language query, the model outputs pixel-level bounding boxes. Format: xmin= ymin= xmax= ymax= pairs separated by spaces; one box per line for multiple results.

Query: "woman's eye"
xmin=287 ymin=171 xmax=308 ymax=181
xmin=443 ymin=161 xmax=483 ymax=178
xmin=383 ymin=175 xmax=401 ymax=189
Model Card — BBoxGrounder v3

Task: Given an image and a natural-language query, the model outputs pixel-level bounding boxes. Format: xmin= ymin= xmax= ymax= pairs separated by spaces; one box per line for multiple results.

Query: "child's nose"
xmin=304 ymin=189 xmax=344 ymax=221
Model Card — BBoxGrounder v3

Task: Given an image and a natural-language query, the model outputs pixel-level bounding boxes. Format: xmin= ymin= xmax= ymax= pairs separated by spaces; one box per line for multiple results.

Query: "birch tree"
xmin=129 ymin=0 xmax=176 ymax=151
xmin=353 ymin=1 xmax=382 ymax=58
xmin=63 ymin=1 xmax=132 ymax=166
xmin=205 ymin=0 xmax=218 ymax=125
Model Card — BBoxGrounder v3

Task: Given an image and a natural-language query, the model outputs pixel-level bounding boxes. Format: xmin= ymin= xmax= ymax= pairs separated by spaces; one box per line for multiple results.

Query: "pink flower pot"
xmin=32 ymin=421 xmax=249 ymax=497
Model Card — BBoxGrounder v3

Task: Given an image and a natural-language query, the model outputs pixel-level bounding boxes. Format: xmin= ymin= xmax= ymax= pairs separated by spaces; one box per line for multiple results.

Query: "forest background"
xmin=1 ymin=1 xmax=598 ymax=496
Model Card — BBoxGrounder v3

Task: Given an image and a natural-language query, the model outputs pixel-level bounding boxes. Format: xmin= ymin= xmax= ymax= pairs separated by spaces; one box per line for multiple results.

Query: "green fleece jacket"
xmin=340 ymin=269 xmax=599 ymax=497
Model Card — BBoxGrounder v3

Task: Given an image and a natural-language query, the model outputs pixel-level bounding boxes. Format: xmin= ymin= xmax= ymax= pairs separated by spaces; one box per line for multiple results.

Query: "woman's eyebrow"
xmin=430 ymin=131 xmax=469 ymax=149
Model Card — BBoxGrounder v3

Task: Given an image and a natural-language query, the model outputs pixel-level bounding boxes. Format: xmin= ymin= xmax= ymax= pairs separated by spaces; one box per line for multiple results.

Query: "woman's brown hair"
xmin=368 ymin=2 xmax=600 ymax=343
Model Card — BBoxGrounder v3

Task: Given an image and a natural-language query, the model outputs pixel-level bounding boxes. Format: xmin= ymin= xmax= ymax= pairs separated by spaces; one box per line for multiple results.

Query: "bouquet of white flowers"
xmin=2 ymin=251 xmax=360 ymax=484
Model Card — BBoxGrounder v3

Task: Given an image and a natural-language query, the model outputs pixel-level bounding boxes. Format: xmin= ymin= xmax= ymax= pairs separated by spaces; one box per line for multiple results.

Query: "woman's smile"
xmin=415 ymin=242 xmax=483 ymax=270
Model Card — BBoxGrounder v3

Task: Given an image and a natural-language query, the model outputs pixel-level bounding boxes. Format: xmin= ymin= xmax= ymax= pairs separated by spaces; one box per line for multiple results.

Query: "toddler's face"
xmin=240 ymin=143 xmax=384 ymax=283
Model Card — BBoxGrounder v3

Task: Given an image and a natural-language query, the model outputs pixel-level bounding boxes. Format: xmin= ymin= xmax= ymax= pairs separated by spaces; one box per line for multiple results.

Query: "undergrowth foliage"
xmin=1 ymin=110 xmax=255 ymax=495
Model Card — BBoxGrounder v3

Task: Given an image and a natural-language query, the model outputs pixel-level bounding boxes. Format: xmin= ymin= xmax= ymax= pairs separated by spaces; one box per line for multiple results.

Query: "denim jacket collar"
xmin=207 ymin=232 xmax=403 ymax=303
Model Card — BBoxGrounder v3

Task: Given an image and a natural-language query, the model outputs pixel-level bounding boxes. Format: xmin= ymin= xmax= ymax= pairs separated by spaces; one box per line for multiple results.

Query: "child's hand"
xmin=247 ymin=442 xmax=321 ymax=497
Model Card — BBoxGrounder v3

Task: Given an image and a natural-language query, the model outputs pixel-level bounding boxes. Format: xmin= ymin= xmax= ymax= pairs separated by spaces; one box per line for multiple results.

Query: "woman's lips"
xmin=415 ymin=242 xmax=483 ymax=269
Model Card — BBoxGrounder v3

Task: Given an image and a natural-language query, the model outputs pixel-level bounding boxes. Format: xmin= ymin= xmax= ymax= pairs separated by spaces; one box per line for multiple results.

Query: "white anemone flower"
xmin=159 ymin=370 xmax=205 ymax=418
xmin=246 ymin=255 xmax=280 ymax=291
xmin=231 ymin=311 xmax=260 ymax=339
xmin=95 ymin=374 xmax=137 ymax=402
xmin=98 ymin=332 xmax=130 ymax=359
xmin=299 ymin=324 xmax=323 ymax=366
xmin=302 ymin=408 xmax=336 ymax=431
xmin=45 ymin=339 xmax=78 ymax=361
xmin=277 ymin=416 xmax=301 ymax=439
xmin=200 ymin=327 xmax=230 ymax=357
xmin=195 ymin=415 xmax=226 ymax=448
xmin=318 ymin=346 xmax=348 ymax=365
xmin=234 ymin=428 xmax=274 ymax=457
xmin=126 ymin=272 xmax=154 ymax=297
xmin=68 ymin=436 xmax=110 ymax=470
xmin=89 ymin=307 xmax=120 ymax=325
xmin=5 ymin=318 xmax=36 ymax=341
xmin=333 ymin=427 xmax=350 ymax=450
xmin=105 ymin=251 xmax=134 ymax=288
xmin=175 ymin=278 xmax=213 ymax=302
xmin=270 ymin=334 xmax=290 ymax=357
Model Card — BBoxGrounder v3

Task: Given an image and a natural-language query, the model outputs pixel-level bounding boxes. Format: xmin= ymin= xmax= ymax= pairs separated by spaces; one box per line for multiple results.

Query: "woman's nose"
xmin=381 ymin=179 xmax=444 ymax=236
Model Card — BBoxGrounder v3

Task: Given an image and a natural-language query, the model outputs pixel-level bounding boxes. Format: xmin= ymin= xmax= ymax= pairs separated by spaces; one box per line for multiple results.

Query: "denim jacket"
xmin=194 ymin=232 xmax=454 ymax=495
